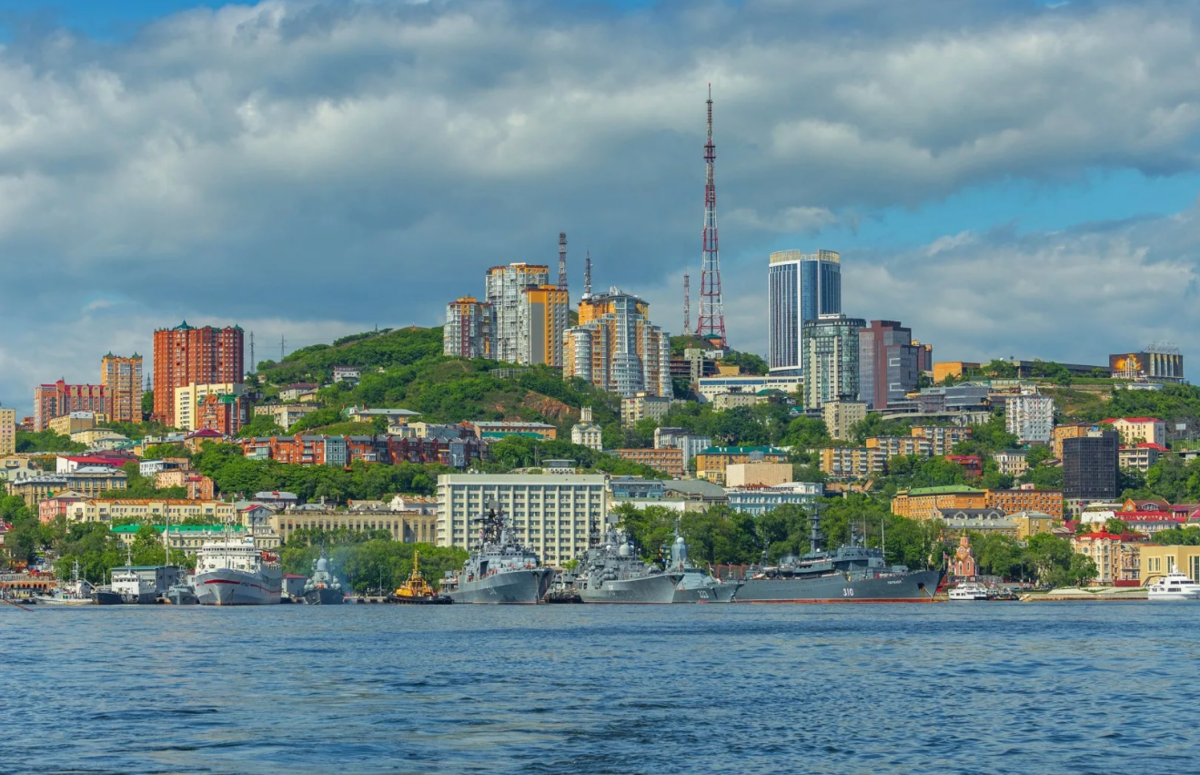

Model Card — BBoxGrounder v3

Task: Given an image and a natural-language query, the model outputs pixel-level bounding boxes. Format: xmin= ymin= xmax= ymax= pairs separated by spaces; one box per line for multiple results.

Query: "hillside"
xmin=253 ymin=326 xmax=623 ymax=438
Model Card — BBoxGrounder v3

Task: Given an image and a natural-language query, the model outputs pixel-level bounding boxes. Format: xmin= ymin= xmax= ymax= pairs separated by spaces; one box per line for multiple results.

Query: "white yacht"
xmin=1147 ymin=571 xmax=1200 ymax=601
xmin=949 ymin=582 xmax=990 ymax=601
xmin=194 ymin=536 xmax=282 ymax=606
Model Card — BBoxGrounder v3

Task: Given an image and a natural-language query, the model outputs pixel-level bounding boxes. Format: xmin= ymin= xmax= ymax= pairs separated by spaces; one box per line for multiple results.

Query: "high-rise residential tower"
xmin=33 ymin=380 xmax=106 ymax=431
xmin=563 ymin=287 xmax=671 ymax=399
xmin=101 ymin=353 xmax=144 ymax=424
xmin=485 ymin=263 xmax=551 ymax=364
xmin=152 ymin=322 xmax=244 ymax=427
xmin=0 ymin=404 xmax=15 ymax=455
xmin=768 ymin=249 xmax=842 ymax=375
xmin=443 ymin=297 xmax=494 ymax=359
xmin=802 ymin=314 xmax=865 ymax=410
xmin=858 ymin=320 xmax=921 ymax=410
xmin=518 ymin=286 xmax=569 ymax=368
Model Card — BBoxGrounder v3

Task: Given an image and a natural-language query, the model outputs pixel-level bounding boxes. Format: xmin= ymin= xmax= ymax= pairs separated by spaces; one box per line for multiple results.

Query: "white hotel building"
xmin=437 ymin=474 xmax=608 ymax=566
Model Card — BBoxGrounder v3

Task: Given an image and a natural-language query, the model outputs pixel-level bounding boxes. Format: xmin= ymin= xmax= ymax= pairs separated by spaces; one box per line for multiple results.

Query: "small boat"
xmin=949 ymin=582 xmax=990 ymax=601
xmin=34 ymin=560 xmax=95 ymax=606
xmin=390 ymin=552 xmax=452 ymax=605
xmin=1147 ymin=570 xmax=1200 ymax=601
xmin=166 ymin=582 xmax=199 ymax=605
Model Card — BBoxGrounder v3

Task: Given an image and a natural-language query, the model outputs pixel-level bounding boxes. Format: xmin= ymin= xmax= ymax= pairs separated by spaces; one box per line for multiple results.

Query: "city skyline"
xmin=2 ymin=0 xmax=1200 ymax=411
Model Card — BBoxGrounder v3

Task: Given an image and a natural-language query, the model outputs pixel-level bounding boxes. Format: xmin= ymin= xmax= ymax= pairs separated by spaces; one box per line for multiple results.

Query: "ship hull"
xmin=580 ymin=573 xmax=681 ymax=604
xmin=166 ymin=585 xmax=199 ymax=605
xmin=195 ymin=569 xmax=282 ymax=606
xmin=303 ymin=587 xmax=345 ymax=605
xmin=449 ymin=568 xmax=552 ymax=604
xmin=673 ymin=579 xmax=740 ymax=603
xmin=734 ymin=570 xmax=944 ymax=603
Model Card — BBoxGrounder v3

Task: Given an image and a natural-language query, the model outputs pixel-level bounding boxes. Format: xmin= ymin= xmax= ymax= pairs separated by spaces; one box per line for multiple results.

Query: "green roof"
xmin=906 ymin=485 xmax=986 ymax=496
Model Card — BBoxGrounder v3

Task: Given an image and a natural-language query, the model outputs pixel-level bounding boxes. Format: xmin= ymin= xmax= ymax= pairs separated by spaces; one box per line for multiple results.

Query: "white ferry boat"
xmin=194 ymin=536 xmax=282 ymax=606
xmin=1147 ymin=571 xmax=1200 ymax=601
xmin=948 ymin=582 xmax=990 ymax=601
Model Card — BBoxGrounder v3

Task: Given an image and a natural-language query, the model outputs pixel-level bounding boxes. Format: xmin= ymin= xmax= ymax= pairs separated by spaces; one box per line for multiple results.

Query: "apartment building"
xmin=695 ymin=446 xmax=788 ymax=484
xmin=34 ymin=380 xmax=106 ymax=431
xmin=612 ymin=448 xmax=685 ymax=478
xmin=152 ymin=322 xmax=245 ymax=426
xmin=101 ymin=353 xmax=144 ymax=424
xmin=174 ymin=382 xmax=247 ymax=432
xmin=66 ymin=498 xmax=236 ymax=524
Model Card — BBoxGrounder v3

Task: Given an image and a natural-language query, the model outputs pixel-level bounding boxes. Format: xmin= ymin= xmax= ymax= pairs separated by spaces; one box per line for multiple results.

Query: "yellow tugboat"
xmin=390 ymin=552 xmax=453 ymax=605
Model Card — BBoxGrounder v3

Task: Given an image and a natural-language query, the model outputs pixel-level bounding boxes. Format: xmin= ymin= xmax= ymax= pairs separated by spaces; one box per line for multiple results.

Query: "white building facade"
xmin=1005 ymin=395 xmax=1055 ymax=445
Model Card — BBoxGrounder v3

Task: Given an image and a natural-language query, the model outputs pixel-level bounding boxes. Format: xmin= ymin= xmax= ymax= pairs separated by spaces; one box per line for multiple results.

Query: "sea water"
xmin=2 ymin=603 xmax=1196 ymax=774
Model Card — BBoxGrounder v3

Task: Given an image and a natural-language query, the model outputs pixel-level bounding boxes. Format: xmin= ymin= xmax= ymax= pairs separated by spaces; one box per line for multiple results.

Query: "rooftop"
xmin=904 ymin=485 xmax=986 ymax=496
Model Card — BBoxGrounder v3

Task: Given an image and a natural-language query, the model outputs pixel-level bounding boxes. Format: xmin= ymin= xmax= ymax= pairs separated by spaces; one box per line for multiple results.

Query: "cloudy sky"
xmin=2 ymin=0 xmax=1200 ymax=414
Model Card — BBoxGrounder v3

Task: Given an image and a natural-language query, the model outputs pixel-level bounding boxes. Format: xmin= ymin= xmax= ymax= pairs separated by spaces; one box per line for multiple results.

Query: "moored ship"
xmin=443 ymin=505 xmax=553 ymax=604
xmin=391 ymin=551 xmax=452 ymax=604
xmin=302 ymin=550 xmax=345 ymax=605
xmin=667 ymin=532 xmax=740 ymax=603
xmin=734 ymin=515 xmax=943 ymax=604
xmin=194 ymin=536 xmax=282 ymax=606
xmin=577 ymin=529 xmax=682 ymax=604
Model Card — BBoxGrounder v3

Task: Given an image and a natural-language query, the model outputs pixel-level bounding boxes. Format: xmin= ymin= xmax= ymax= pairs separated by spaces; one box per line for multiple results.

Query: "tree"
xmin=1104 ymin=518 xmax=1130 ymax=535
xmin=1025 ymin=533 xmax=1074 ymax=585
xmin=238 ymin=414 xmax=286 ymax=438
xmin=141 ymin=390 xmax=154 ymax=418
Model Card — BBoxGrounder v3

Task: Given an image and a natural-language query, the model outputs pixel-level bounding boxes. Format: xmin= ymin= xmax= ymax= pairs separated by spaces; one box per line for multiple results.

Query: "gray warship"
xmin=734 ymin=512 xmax=943 ymax=603
xmin=303 ymin=550 xmax=345 ymax=605
xmin=577 ymin=529 xmax=683 ymax=604
xmin=666 ymin=531 xmax=741 ymax=603
xmin=443 ymin=505 xmax=553 ymax=604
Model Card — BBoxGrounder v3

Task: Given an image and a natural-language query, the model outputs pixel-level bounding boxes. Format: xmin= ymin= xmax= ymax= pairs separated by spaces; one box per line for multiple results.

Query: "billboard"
xmin=1110 ymin=352 xmax=1184 ymax=381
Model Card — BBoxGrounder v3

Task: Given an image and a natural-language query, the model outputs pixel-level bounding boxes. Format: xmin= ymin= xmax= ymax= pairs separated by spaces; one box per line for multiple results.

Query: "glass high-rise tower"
xmin=768 ymin=249 xmax=841 ymax=374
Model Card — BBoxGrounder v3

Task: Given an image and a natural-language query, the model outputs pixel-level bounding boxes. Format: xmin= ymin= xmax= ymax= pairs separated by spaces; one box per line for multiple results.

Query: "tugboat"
xmin=577 ymin=529 xmax=683 ymax=604
xmin=302 ymin=550 xmax=345 ymax=605
xmin=391 ymin=552 xmax=452 ymax=604
xmin=666 ymin=529 xmax=741 ymax=603
xmin=734 ymin=510 xmax=943 ymax=603
xmin=443 ymin=505 xmax=553 ymax=604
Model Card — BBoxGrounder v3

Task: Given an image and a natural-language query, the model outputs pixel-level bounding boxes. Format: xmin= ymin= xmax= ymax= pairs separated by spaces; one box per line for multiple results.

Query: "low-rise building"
xmin=697 ymin=375 xmax=803 ymax=404
xmin=612 ymin=448 xmax=685 ymax=478
xmin=986 ymin=487 xmax=1063 ymax=517
xmin=469 ymin=420 xmax=557 ymax=440
xmin=48 ymin=412 xmax=99 ymax=437
xmin=197 ymin=393 xmax=250 ymax=436
xmin=1141 ymin=544 xmax=1200 ymax=583
xmin=1072 ymin=530 xmax=1145 ymax=585
xmin=891 ymin=486 xmax=988 ymax=519
xmin=653 ymin=428 xmax=713 ymax=467
xmin=726 ymin=481 xmax=822 ymax=516
xmin=268 ymin=510 xmax=437 ymax=545
xmin=332 ymin=366 xmax=361 ymax=385
xmin=822 ymin=401 xmax=867 ymax=441
xmin=67 ymin=498 xmax=236 ymax=524
xmin=253 ymin=403 xmax=318 ymax=431
xmin=156 ymin=470 xmax=216 ymax=500
xmin=570 ymin=407 xmax=603 ymax=451
xmin=609 ymin=477 xmax=667 ymax=499
xmin=109 ymin=523 xmax=273 ymax=554
xmin=725 ymin=462 xmax=792 ymax=488
xmin=1101 ymin=417 xmax=1167 ymax=447
xmin=346 ymin=406 xmax=421 ymax=425
xmin=695 ymin=446 xmax=788 ymax=485
xmin=621 ymin=392 xmax=673 ymax=427
xmin=5 ymin=468 xmax=128 ymax=506
xmin=279 ymin=383 xmax=320 ymax=403
xmin=71 ymin=428 xmax=129 ymax=450
xmin=936 ymin=508 xmax=1014 ymax=537
xmin=1010 ymin=510 xmax=1058 ymax=540
xmin=993 ymin=450 xmax=1030 ymax=478
xmin=945 ymin=455 xmax=983 ymax=479
xmin=711 ymin=390 xmax=768 ymax=411
xmin=1119 ymin=443 xmax=1168 ymax=473
xmin=909 ymin=426 xmax=972 ymax=456
xmin=38 ymin=490 xmax=86 ymax=524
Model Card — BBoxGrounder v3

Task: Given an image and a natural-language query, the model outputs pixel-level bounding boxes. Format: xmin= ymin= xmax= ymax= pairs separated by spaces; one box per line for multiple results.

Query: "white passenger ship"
xmin=194 ymin=536 xmax=282 ymax=606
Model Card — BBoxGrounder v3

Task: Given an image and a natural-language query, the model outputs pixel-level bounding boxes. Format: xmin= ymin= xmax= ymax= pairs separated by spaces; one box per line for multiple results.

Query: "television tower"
xmin=583 ymin=250 xmax=592 ymax=298
xmin=682 ymin=271 xmax=690 ymax=332
xmin=696 ymin=84 xmax=726 ymax=349
xmin=557 ymin=232 xmax=568 ymax=291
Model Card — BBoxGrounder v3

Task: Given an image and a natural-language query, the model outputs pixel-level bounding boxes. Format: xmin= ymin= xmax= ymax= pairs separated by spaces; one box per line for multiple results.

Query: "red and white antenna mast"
xmin=696 ymin=84 xmax=726 ymax=349
xmin=557 ymin=232 xmax=568 ymax=291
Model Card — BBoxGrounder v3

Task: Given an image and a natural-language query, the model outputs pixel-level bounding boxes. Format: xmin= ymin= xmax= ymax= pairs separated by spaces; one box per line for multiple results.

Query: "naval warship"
xmin=443 ymin=505 xmax=553 ymax=604
xmin=734 ymin=512 xmax=943 ymax=603
xmin=302 ymin=549 xmax=345 ymax=605
xmin=577 ymin=529 xmax=682 ymax=604
xmin=666 ymin=530 xmax=741 ymax=603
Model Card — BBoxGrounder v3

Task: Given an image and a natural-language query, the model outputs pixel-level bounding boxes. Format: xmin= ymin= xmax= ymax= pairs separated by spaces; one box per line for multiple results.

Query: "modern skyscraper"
xmin=443 ymin=297 xmax=494 ymax=359
xmin=1063 ymin=428 xmax=1119 ymax=510
xmin=563 ymin=287 xmax=672 ymax=399
xmin=802 ymin=314 xmax=865 ymax=410
xmin=484 ymin=263 xmax=551 ymax=364
xmin=152 ymin=322 xmax=245 ymax=427
xmin=858 ymin=320 xmax=920 ymax=410
xmin=768 ymin=249 xmax=842 ymax=374
xmin=101 ymin=353 xmax=144 ymax=424
xmin=518 ymin=286 xmax=569 ymax=367
xmin=33 ymin=380 xmax=107 ymax=431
